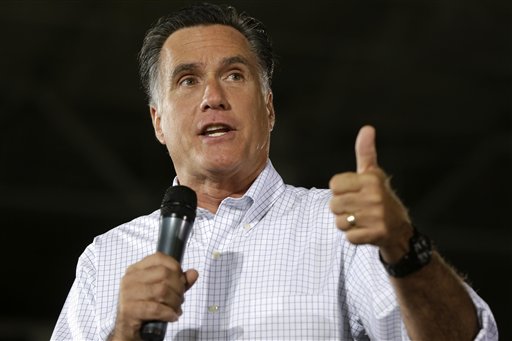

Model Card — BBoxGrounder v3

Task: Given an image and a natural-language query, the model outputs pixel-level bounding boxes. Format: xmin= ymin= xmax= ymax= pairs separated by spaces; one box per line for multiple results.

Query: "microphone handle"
xmin=140 ymin=215 xmax=193 ymax=341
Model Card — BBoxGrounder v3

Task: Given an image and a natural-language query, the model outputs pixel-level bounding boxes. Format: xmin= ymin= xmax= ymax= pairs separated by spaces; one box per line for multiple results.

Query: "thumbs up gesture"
xmin=329 ymin=125 xmax=413 ymax=262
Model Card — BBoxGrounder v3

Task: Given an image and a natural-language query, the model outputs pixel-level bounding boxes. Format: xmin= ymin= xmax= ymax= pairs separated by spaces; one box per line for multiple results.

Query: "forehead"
xmin=161 ymin=24 xmax=257 ymax=68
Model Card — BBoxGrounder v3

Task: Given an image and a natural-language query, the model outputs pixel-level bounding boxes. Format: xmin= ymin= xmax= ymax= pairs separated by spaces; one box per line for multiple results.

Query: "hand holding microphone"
xmin=140 ymin=185 xmax=197 ymax=340
xmin=111 ymin=186 xmax=198 ymax=341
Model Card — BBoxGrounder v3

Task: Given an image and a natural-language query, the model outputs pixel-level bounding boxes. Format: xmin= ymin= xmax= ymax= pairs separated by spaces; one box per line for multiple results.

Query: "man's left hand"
xmin=329 ymin=125 xmax=413 ymax=263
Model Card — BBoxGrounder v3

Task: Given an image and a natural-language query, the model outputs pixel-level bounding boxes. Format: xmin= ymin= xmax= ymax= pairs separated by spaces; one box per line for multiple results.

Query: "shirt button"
xmin=211 ymin=250 xmax=221 ymax=260
xmin=243 ymin=223 xmax=252 ymax=230
xmin=208 ymin=304 xmax=219 ymax=313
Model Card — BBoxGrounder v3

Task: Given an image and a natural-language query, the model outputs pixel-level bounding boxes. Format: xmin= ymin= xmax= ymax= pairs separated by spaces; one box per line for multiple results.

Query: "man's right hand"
xmin=110 ymin=252 xmax=199 ymax=341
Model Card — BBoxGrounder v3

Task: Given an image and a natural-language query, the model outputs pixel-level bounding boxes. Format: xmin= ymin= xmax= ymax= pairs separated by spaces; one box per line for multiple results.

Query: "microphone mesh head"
xmin=160 ymin=185 xmax=197 ymax=218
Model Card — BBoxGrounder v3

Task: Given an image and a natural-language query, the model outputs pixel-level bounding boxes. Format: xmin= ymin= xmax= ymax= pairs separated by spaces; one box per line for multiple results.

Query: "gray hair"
xmin=138 ymin=2 xmax=275 ymax=106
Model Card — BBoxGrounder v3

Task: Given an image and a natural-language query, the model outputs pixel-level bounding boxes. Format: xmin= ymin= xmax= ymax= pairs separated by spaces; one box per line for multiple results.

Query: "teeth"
xmin=203 ymin=124 xmax=231 ymax=136
xmin=208 ymin=131 xmax=227 ymax=137
xmin=205 ymin=124 xmax=227 ymax=132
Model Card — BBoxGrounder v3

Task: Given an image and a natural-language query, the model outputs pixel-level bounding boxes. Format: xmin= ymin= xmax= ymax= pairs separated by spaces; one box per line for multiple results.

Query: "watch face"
xmin=414 ymin=234 xmax=432 ymax=264
xmin=380 ymin=229 xmax=433 ymax=278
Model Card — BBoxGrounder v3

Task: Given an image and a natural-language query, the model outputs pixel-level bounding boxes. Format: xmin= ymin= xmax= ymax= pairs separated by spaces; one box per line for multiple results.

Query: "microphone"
xmin=140 ymin=185 xmax=197 ymax=341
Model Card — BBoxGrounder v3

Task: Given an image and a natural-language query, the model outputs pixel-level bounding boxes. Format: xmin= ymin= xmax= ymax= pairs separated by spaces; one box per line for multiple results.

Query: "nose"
xmin=200 ymin=78 xmax=229 ymax=111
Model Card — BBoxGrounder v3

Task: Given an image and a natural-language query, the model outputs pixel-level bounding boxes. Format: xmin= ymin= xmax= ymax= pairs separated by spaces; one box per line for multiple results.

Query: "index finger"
xmin=329 ymin=172 xmax=363 ymax=194
xmin=127 ymin=252 xmax=182 ymax=273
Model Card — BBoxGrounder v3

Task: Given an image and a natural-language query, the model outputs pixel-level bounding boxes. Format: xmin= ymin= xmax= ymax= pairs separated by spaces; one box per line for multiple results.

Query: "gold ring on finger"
xmin=346 ymin=214 xmax=357 ymax=227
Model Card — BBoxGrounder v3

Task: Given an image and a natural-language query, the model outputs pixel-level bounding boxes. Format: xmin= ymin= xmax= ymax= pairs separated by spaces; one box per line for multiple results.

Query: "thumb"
xmin=184 ymin=269 xmax=199 ymax=291
xmin=355 ymin=125 xmax=378 ymax=173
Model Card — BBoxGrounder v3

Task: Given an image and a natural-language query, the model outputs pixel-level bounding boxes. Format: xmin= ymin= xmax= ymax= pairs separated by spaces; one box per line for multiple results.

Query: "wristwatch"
xmin=379 ymin=226 xmax=433 ymax=278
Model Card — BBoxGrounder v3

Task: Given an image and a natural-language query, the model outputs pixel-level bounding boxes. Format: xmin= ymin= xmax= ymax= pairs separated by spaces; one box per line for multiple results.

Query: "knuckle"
xmin=329 ymin=174 xmax=343 ymax=189
xmin=364 ymin=172 xmax=381 ymax=187
xmin=328 ymin=177 xmax=337 ymax=189
xmin=153 ymin=282 xmax=170 ymax=298
xmin=125 ymin=263 xmax=137 ymax=275
xmin=329 ymin=198 xmax=335 ymax=211
xmin=367 ymin=192 xmax=382 ymax=205
xmin=346 ymin=231 xmax=362 ymax=244
xmin=329 ymin=196 xmax=341 ymax=212
xmin=336 ymin=215 xmax=348 ymax=229
xmin=145 ymin=301 xmax=162 ymax=316
xmin=156 ymin=265 xmax=172 ymax=278
xmin=330 ymin=172 xmax=356 ymax=190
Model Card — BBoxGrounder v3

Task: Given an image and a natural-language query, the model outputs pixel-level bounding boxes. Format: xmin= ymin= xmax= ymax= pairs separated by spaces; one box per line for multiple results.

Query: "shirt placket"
xmin=201 ymin=199 xmax=248 ymax=339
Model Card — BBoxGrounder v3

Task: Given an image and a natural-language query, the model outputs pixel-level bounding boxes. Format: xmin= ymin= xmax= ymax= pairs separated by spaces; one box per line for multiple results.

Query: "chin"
xmin=201 ymin=156 xmax=241 ymax=174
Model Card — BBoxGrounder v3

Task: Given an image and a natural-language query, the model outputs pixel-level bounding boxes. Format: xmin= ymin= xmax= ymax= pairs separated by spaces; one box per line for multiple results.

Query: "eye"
xmin=178 ymin=76 xmax=198 ymax=87
xmin=226 ymin=72 xmax=244 ymax=81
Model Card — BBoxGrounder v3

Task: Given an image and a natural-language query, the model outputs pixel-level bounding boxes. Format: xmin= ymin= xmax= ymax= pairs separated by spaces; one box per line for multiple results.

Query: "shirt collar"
xmin=244 ymin=159 xmax=284 ymax=205
xmin=242 ymin=159 xmax=286 ymax=228
xmin=171 ymin=159 xmax=286 ymax=222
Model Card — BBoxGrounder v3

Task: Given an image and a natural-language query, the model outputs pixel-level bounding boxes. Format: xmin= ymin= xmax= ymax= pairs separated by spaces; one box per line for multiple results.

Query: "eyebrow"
xmin=170 ymin=63 xmax=200 ymax=82
xmin=170 ymin=55 xmax=250 ymax=81
xmin=220 ymin=55 xmax=250 ymax=68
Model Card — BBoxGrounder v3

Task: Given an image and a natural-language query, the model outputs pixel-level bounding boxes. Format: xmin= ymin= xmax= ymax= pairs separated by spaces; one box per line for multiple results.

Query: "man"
xmin=52 ymin=3 xmax=498 ymax=340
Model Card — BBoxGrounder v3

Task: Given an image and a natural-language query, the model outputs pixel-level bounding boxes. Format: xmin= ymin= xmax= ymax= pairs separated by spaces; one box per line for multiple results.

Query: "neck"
xmin=176 ymin=161 xmax=266 ymax=214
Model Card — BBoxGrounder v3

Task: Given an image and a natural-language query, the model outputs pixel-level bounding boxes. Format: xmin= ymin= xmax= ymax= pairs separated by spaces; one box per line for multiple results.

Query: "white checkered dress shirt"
xmin=52 ymin=160 xmax=498 ymax=340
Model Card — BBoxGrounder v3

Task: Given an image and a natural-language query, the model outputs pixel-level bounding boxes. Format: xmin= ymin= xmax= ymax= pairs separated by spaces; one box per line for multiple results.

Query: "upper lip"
xmin=198 ymin=120 xmax=236 ymax=135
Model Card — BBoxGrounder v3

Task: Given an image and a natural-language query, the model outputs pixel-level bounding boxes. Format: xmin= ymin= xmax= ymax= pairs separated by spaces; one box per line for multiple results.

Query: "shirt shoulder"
xmin=91 ymin=209 xmax=161 ymax=269
xmin=281 ymin=185 xmax=332 ymax=214
xmin=95 ymin=209 xmax=159 ymax=242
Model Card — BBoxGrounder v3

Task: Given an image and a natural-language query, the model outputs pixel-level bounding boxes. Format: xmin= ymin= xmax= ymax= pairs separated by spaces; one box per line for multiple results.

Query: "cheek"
xmin=259 ymin=117 xmax=270 ymax=136
xmin=160 ymin=115 xmax=173 ymax=135
xmin=159 ymin=102 xmax=181 ymax=133
xmin=161 ymin=95 xmax=197 ymax=129
xmin=159 ymin=115 xmax=180 ymax=148
xmin=249 ymin=114 xmax=271 ymax=151
xmin=254 ymin=105 xmax=272 ymax=136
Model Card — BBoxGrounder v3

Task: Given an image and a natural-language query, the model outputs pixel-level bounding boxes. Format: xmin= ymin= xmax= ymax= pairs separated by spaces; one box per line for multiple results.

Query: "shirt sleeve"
xmin=345 ymin=244 xmax=499 ymax=341
xmin=465 ymin=284 xmax=499 ymax=341
xmin=345 ymin=244 xmax=411 ymax=340
xmin=51 ymin=243 xmax=113 ymax=341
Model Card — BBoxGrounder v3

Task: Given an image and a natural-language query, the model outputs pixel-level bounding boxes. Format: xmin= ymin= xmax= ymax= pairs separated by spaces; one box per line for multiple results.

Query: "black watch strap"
xmin=379 ymin=226 xmax=433 ymax=278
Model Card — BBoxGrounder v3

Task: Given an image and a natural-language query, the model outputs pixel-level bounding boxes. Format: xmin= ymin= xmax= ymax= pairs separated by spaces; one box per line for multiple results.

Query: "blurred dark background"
xmin=1 ymin=1 xmax=510 ymax=340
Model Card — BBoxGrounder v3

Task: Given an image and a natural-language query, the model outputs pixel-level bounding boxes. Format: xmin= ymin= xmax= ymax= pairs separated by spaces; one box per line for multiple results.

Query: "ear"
xmin=266 ymin=91 xmax=276 ymax=131
xmin=150 ymin=105 xmax=166 ymax=144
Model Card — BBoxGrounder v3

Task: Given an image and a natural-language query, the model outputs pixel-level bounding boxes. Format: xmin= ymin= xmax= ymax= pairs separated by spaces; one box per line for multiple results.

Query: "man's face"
xmin=151 ymin=24 xmax=275 ymax=182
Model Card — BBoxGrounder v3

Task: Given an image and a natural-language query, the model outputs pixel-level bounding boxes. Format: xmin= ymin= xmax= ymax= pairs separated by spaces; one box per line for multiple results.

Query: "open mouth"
xmin=200 ymin=124 xmax=234 ymax=137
